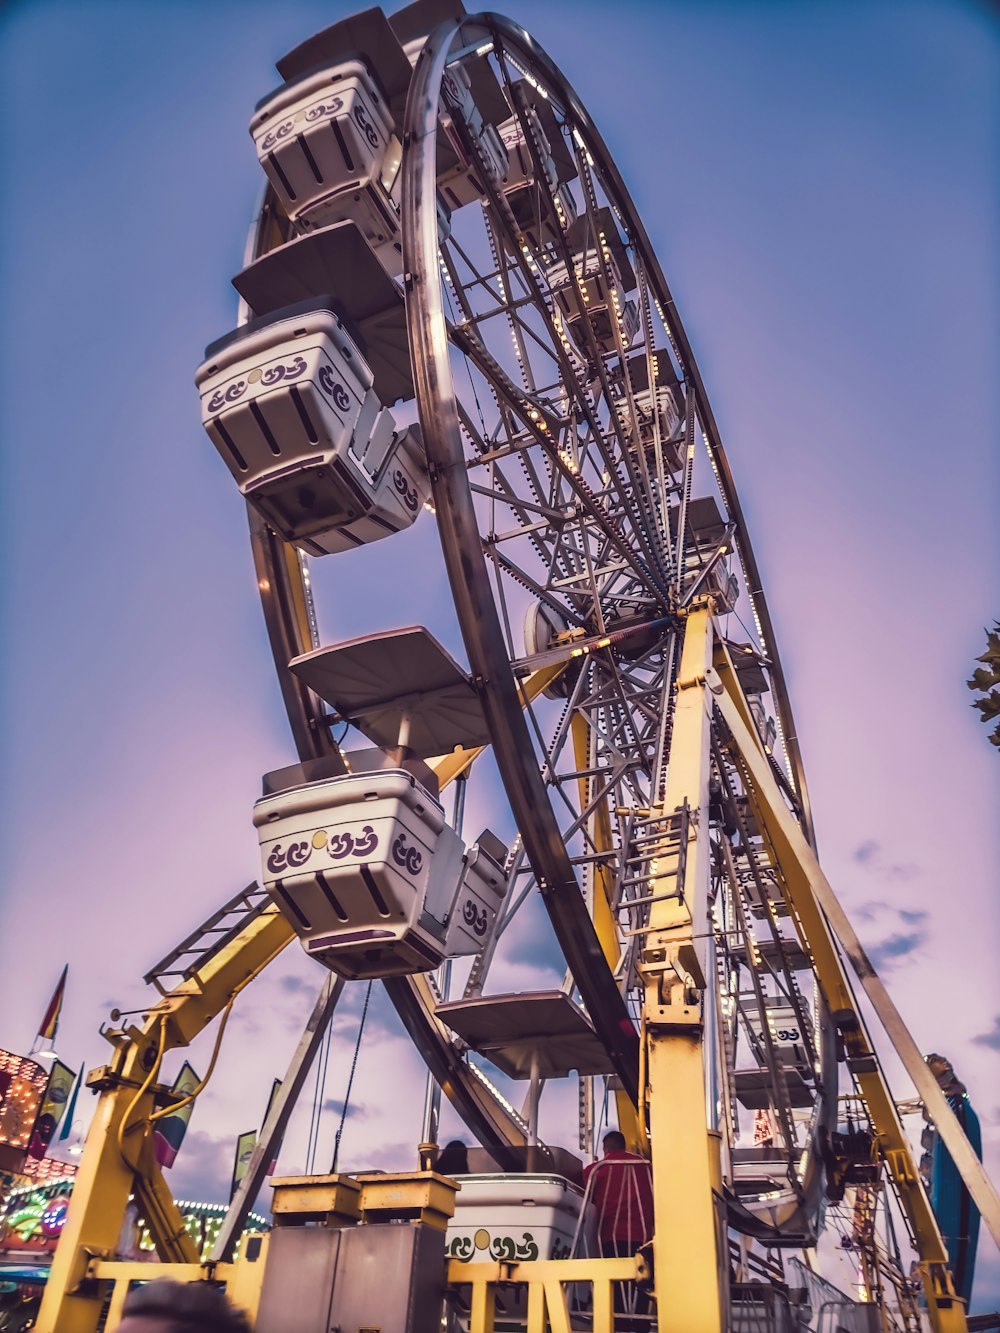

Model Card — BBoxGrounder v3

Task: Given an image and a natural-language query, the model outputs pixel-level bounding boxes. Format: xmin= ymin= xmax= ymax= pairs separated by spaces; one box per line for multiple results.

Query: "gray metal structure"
xmin=227 ymin=0 xmax=879 ymax=1268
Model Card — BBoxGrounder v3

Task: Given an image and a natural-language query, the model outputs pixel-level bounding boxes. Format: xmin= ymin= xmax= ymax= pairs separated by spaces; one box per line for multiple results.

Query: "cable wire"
xmin=331 ymin=980 xmax=373 ymax=1173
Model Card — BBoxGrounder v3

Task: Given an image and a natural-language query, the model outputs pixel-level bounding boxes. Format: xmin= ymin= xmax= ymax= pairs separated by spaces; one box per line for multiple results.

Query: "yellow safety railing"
xmin=446 ymin=1255 xmax=645 ymax=1333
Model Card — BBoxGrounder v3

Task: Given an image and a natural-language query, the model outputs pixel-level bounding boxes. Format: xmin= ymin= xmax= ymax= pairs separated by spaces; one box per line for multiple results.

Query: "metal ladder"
xmin=617 ymin=800 xmax=690 ymax=934
xmin=144 ymin=882 xmax=274 ymax=995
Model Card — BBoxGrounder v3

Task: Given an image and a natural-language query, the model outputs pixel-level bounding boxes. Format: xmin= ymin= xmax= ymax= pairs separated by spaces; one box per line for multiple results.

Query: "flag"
xmin=230 ymin=1130 xmax=257 ymax=1201
xmin=153 ymin=1062 xmax=200 ymax=1168
xmin=58 ymin=1064 xmax=85 ymax=1141
xmin=36 ymin=965 xmax=68 ymax=1048
xmin=229 ymin=1079 xmax=284 ymax=1200
xmin=27 ymin=1060 xmax=75 ymax=1160
xmin=263 ymin=1078 xmax=283 ymax=1175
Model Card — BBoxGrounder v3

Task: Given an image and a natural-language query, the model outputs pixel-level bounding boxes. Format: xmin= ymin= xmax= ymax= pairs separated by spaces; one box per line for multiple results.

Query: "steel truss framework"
xmin=34 ymin=9 xmax=998 ymax=1333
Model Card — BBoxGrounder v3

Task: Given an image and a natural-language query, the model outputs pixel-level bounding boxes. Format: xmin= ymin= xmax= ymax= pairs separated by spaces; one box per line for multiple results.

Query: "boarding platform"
xmin=437 ymin=990 xmax=614 ymax=1144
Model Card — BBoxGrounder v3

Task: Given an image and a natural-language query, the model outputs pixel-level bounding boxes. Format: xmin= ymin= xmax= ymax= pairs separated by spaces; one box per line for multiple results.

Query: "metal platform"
xmin=670 ymin=494 xmax=729 ymax=547
xmin=734 ymin=1067 xmax=816 ymax=1111
xmin=725 ymin=641 xmax=770 ymax=696
xmin=435 ymin=990 xmax=615 ymax=1079
xmin=276 ymin=7 xmax=413 ymax=119
xmin=289 ymin=626 xmax=491 ymax=758
xmin=729 ymin=934 xmax=812 ymax=973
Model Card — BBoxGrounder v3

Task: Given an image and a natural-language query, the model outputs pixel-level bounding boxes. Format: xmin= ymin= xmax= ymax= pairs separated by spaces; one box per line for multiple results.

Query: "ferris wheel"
xmin=35 ymin=5 xmax=1000 ymax=1333
xmin=213 ymin=0 xmax=829 ymax=1219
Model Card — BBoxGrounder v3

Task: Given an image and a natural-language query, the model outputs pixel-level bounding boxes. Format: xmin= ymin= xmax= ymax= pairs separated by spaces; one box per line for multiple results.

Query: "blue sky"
xmin=1 ymin=0 xmax=998 ymax=1311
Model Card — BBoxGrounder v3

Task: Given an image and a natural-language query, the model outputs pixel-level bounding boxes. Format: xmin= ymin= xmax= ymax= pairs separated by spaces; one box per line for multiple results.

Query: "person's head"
xmin=435 ymin=1139 xmax=470 ymax=1175
xmin=116 ymin=1279 xmax=253 ymax=1333
xmin=602 ymin=1130 xmax=627 ymax=1154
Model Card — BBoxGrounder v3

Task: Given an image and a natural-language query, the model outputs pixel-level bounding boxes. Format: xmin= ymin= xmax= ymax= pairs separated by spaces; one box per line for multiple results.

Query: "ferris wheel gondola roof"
xmin=275 ymin=6 xmax=414 ymax=120
xmin=232 ymin=222 xmax=413 ymax=403
xmin=289 ymin=626 xmax=493 ymax=759
xmin=436 ymin=991 xmax=615 ymax=1080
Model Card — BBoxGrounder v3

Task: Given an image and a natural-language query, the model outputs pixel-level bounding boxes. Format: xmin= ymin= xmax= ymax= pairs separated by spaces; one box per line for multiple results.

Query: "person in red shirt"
xmin=583 ymin=1130 xmax=655 ymax=1255
xmin=583 ymin=1130 xmax=654 ymax=1328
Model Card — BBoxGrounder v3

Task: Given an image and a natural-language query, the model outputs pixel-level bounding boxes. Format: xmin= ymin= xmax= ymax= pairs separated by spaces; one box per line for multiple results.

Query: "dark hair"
xmin=603 ymin=1130 xmax=627 ymax=1151
xmin=434 ymin=1139 xmax=470 ymax=1176
xmin=120 ymin=1279 xmax=252 ymax=1332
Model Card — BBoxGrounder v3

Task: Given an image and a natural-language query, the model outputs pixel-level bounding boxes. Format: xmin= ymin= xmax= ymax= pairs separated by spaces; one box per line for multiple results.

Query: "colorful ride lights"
xmin=254 ymin=760 xmax=508 ymax=980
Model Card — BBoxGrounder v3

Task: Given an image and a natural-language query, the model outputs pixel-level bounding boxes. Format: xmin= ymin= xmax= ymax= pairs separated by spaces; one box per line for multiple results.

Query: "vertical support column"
xmin=712 ymin=683 xmax=974 ymax=1333
xmin=526 ymin=1049 xmax=542 ymax=1146
xmin=640 ymin=604 xmax=725 ymax=1333
xmin=35 ymin=1030 xmax=199 ymax=1333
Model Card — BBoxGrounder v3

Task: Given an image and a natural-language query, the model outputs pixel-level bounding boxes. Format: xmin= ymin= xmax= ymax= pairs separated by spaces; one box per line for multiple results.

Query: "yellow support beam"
xmin=426 ymin=662 xmax=567 ymax=788
xmin=641 ymin=604 xmax=724 ymax=1333
xmin=36 ymin=904 xmax=298 ymax=1333
xmin=713 ymin=667 xmax=971 ymax=1333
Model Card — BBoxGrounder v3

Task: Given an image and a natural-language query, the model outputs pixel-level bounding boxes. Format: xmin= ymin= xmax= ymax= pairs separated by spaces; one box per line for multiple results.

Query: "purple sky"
xmin=1 ymin=0 xmax=998 ymax=1311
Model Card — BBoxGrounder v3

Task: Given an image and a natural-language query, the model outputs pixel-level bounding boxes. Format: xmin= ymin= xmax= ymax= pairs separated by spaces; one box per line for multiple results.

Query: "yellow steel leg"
xmin=35 ymin=1033 xmax=201 ymax=1333
xmin=469 ymin=1275 xmax=496 ymax=1333
xmin=641 ymin=604 xmax=724 ymax=1333
xmin=713 ymin=670 xmax=970 ymax=1333
xmin=543 ymin=1277 xmax=573 ymax=1333
xmin=592 ymin=1273 xmax=614 ymax=1331
xmin=526 ymin=1277 xmax=546 ymax=1333
xmin=103 ymin=1281 xmax=129 ymax=1331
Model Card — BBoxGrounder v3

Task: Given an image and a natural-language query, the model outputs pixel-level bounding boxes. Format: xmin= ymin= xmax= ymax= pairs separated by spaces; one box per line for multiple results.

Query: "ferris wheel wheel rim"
xmin=241 ymin=7 xmax=829 ymax=1207
xmin=398 ymin=10 xmax=838 ymax=1228
xmin=400 ymin=10 xmax=643 ymax=1106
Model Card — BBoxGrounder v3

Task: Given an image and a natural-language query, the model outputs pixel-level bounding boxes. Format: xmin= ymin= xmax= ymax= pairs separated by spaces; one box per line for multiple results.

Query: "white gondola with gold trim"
xmin=254 ymin=761 xmax=506 ymax=980
xmin=251 ymin=61 xmax=402 ymax=251
xmin=195 ymin=299 xmax=428 ymax=555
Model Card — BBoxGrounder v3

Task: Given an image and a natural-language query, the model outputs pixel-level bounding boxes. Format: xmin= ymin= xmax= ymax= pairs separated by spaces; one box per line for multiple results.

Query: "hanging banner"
xmin=263 ymin=1078 xmax=283 ymax=1175
xmin=230 ymin=1130 xmax=257 ymax=1201
xmin=153 ymin=1062 xmax=200 ymax=1168
xmin=58 ymin=1064 xmax=85 ymax=1142
xmin=229 ymin=1078 xmax=285 ymax=1200
xmin=27 ymin=1061 xmax=76 ymax=1160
